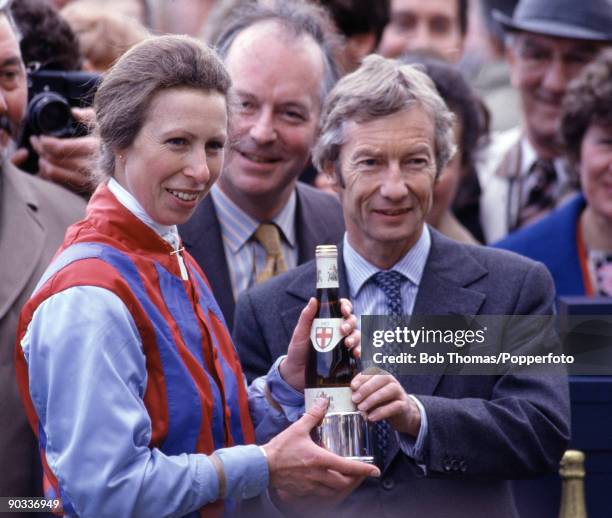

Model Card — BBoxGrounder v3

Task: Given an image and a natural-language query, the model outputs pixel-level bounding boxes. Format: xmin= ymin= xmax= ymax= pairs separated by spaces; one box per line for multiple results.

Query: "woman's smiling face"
xmin=114 ymin=87 xmax=228 ymax=225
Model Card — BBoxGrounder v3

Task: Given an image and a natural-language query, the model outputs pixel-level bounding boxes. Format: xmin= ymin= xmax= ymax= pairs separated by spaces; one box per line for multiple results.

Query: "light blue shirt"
xmin=343 ymin=226 xmax=430 ymax=319
xmin=342 ymin=226 xmax=432 ymax=466
xmin=211 ymin=184 xmax=298 ymax=301
xmin=19 ymin=184 xmax=304 ymax=518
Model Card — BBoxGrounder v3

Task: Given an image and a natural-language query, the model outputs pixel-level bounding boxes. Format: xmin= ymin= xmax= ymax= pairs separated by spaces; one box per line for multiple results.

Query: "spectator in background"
xmin=9 ymin=0 xmax=98 ymax=193
xmin=317 ymin=0 xmax=389 ymax=72
xmin=496 ymin=49 xmax=612 ymax=298
xmin=179 ymin=1 xmax=346 ymax=331
xmin=378 ymin=0 xmax=468 ymax=63
xmin=478 ymin=0 xmax=612 ymax=243
xmin=156 ymin=0 xmax=215 ymax=36
xmin=404 ymin=55 xmax=488 ymax=244
xmin=61 ymin=3 xmax=149 ymax=72
xmin=0 ymin=1 xmax=85 ymax=505
xmin=50 ymin=0 xmax=154 ymax=28
xmin=12 ymin=0 xmax=82 ymax=70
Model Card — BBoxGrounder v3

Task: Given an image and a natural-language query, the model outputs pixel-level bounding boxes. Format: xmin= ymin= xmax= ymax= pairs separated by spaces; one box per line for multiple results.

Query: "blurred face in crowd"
xmin=0 ymin=14 xmax=27 ymax=160
xmin=219 ymin=21 xmax=325 ymax=213
xmin=159 ymin=0 xmax=214 ymax=35
xmin=508 ymin=32 xmax=603 ymax=159
xmin=115 ymin=87 xmax=227 ymax=226
xmin=579 ymin=124 xmax=612 ymax=221
xmin=378 ymin=0 xmax=464 ymax=62
xmin=428 ymin=118 xmax=462 ymax=227
xmin=71 ymin=0 xmax=147 ymax=25
xmin=329 ymin=106 xmax=437 ymax=268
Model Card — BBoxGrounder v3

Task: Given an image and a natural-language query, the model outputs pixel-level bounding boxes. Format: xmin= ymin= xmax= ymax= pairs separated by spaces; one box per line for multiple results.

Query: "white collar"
xmin=107 ymin=178 xmax=178 ymax=240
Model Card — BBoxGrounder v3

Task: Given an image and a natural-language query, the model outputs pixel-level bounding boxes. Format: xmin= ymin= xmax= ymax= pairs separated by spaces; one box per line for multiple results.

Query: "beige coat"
xmin=0 ymin=162 xmax=85 ymax=499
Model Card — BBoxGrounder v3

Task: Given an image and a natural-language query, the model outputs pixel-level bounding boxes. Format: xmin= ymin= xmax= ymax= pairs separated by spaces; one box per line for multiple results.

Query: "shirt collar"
xmin=107 ymin=178 xmax=177 ymax=240
xmin=343 ymin=225 xmax=431 ymax=298
xmin=520 ymin=135 xmax=570 ymax=182
xmin=211 ymin=183 xmax=297 ymax=252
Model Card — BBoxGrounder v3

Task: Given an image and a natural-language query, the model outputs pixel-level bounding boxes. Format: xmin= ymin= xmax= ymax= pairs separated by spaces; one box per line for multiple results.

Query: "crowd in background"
xmin=21 ymin=0 xmax=610 ymax=297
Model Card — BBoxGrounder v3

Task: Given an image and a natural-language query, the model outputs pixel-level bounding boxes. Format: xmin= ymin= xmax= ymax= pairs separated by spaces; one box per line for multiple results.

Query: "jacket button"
xmin=443 ymin=458 xmax=452 ymax=472
xmin=451 ymin=459 xmax=460 ymax=472
xmin=459 ymin=460 xmax=467 ymax=472
xmin=381 ymin=478 xmax=395 ymax=490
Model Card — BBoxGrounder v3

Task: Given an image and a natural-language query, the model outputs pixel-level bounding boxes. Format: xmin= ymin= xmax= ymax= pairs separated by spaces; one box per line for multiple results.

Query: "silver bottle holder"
xmin=312 ymin=411 xmax=375 ymax=463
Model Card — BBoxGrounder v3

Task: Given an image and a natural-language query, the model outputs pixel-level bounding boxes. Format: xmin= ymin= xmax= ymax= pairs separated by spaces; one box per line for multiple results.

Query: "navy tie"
xmin=371 ymin=270 xmax=407 ymax=467
xmin=373 ymin=270 xmax=407 ymax=324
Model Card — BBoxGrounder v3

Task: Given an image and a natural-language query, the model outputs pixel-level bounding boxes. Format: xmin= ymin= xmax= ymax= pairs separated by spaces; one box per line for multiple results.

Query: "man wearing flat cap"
xmin=478 ymin=0 xmax=612 ymax=243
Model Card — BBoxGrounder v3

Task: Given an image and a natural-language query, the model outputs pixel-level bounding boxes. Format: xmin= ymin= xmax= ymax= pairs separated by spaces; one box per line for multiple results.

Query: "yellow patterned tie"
xmin=253 ymin=223 xmax=288 ymax=283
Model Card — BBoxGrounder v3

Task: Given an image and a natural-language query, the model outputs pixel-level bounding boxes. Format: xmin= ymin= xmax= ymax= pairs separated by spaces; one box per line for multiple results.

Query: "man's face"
xmin=378 ymin=0 xmax=464 ymax=62
xmin=0 ymin=15 xmax=27 ymax=160
xmin=333 ymin=106 xmax=437 ymax=265
xmin=508 ymin=32 xmax=603 ymax=158
xmin=219 ymin=21 xmax=325 ymax=208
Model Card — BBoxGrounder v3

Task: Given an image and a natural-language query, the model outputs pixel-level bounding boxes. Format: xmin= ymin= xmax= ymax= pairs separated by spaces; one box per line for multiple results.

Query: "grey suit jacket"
xmin=0 ymin=163 xmax=85 ymax=502
xmin=233 ymin=229 xmax=570 ymax=517
xmin=179 ymin=182 xmax=344 ymax=330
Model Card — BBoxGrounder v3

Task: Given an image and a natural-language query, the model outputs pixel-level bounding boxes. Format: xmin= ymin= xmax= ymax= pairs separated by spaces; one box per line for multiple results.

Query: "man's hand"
xmin=351 ymin=372 xmax=421 ymax=436
xmin=278 ymin=297 xmax=360 ymax=391
xmin=262 ymin=397 xmax=379 ymax=502
xmin=31 ymin=107 xmax=99 ymax=194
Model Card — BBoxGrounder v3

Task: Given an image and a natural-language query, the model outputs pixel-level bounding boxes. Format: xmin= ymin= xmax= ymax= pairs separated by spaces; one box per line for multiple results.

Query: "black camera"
xmin=25 ymin=69 xmax=101 ymax=137
xmin=19 ymin=69 xmax=101 ymax=173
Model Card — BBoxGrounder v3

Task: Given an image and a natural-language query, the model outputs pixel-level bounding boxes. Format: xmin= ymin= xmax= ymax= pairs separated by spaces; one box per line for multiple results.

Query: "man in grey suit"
xmin=179 ymin=2 xmax=345 ymax=330
xmin=0 ymin=4 xmax=85 ymax=504
xmin=233 ymin=54 xmax=570 ymax=517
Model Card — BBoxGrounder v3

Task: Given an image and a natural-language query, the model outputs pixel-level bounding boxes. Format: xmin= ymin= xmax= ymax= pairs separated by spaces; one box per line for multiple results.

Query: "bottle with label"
xmin=305 ymin=245 xmax=357 ymax=413
xmin=305 ymin=245 xmax=373 ymax=462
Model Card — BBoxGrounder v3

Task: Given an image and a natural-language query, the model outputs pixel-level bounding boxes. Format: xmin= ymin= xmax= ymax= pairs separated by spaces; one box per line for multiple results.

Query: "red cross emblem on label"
xmin=315 ymin=327 xmax=334 ymax=349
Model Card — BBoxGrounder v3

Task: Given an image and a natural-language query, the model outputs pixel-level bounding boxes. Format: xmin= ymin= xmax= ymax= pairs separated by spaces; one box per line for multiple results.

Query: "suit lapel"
xmin=405 ymin=229 xmax=488 ymax=397
xmin=180 ymin=196 xmax=235 ymax=329
xmin=0 ymin=165 xmax=45 ymax=321
xmin=377 ymin=230 xmax=489 ymax=470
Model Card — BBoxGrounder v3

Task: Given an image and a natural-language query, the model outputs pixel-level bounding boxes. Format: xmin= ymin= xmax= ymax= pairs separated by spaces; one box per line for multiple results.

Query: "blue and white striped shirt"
xmin=210 ymin=184 xmax=298 ymax=300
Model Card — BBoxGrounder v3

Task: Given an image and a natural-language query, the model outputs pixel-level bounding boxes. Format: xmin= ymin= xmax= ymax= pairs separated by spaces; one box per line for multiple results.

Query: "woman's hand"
xmin=278 ymin=297 xmax=360 ymax=391
xmin=262 ymin=397 xmax=379 ymax=507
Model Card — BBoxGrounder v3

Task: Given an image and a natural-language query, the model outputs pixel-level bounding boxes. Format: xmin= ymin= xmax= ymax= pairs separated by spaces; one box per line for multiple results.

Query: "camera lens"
xmin=27 ymin=92 xmax=74 ymax=137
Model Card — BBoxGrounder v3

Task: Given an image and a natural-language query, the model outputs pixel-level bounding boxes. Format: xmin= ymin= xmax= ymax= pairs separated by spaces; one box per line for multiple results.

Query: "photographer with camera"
xmin=11 ymin=0 xmax=100 ymax=194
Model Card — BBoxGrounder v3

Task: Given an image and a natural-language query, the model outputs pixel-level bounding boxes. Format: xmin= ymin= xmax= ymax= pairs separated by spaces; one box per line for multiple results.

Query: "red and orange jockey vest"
xmin=14 ymin=184 xmax=255 ymax=518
